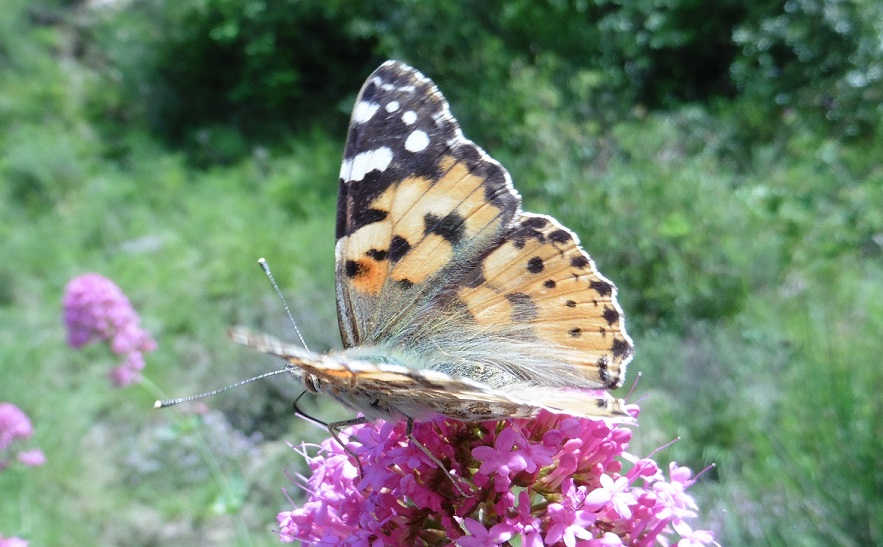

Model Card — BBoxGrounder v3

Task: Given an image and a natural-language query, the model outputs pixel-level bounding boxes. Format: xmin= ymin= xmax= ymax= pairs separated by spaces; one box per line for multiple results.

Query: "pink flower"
xmin=275 ymin=409 xmax=714 ymax=546
xmin=0 ymin=404 xmax=32 ymax=451
xmin=17 ymin=449 xmax=46 ymax=467
xmin=653 ymin=462 xmax=701 ymax=521
xmin=0 ymin=534 xmax=28 ymax=547
xmin=582 ymin=531 xmax=625 ymax=546
xmin=546 ymin=497 xmax=597 ymax=546
xmin=456 ymin=518 xmax=515 ymax=546
xmin=584 ymin=473 xmax=636 ymax=517
xmin=0 ymin=403 xmax=44 ymax=471
xmin=510 ymin=490 xmax=543 ymax=547
xmin=673 ymin=519 xmax=716 ymax=547
xmin=63 ymin=273 xmax=156 ymax=387
xmin=472 ymin=426 xmax=552 ymax=492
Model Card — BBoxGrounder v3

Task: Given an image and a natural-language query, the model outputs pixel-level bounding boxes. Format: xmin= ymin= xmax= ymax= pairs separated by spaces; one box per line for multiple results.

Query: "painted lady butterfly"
xmin=228 ymin=61 xmax=634 ymax=434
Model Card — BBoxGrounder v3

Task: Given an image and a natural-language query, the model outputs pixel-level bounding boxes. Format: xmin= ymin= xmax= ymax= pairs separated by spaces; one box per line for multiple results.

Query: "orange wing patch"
xmin=389 ymin=156 xmax=509 ymax=287
xmin=337 ymin=154 xmax=512 ymax=294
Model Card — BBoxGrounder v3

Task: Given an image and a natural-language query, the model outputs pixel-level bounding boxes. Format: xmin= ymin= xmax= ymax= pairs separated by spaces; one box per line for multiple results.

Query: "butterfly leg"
xmin=406 ymin=418 xmax=469 ymax=497
xmin=327 ymin=416 xmax=370 ymax=479
xmin=292 ymin=393 xmax=330 ymax=430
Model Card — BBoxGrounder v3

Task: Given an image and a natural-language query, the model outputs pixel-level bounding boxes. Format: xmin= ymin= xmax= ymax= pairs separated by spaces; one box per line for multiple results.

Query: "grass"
xmin=0 ymin=158 xmax=348 ymax=544
xmin=1 ymin=3 xmax=882 ymax=545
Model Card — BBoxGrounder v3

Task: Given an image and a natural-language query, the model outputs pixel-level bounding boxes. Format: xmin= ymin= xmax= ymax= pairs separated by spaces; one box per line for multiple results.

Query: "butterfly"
xmin=228 ymin=60 xmax=634 ymax=451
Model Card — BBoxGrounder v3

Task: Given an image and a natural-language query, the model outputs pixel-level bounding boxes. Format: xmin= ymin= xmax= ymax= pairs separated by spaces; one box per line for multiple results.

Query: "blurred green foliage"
xmin=76 ymin=0 xmax=883 ymax=151
xmin=2 ymin=0 xmax=882 ymax=545
xmin=732 ymin=0 xmax=883 ymax=139
xmin=82 ymin=0 xmax=378 ymax=154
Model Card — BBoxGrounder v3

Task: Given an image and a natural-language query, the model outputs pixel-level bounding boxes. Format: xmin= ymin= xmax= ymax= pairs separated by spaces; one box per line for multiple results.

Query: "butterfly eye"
xmin=303 ymin=372 xmax=322 ymax=393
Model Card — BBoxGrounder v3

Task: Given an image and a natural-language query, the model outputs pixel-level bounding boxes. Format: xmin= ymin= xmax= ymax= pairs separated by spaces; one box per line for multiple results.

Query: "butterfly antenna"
xmin=154 ymin=369 xmax=290 ymax=408
xmin=258 ymin=257 xmax=310 ymax=351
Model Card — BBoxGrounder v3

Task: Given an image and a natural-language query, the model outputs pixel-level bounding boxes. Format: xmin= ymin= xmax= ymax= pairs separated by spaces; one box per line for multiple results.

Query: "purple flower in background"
xmin=16 ymin=449 xmax=46 ymax=467
xmin=63 ymin=273 xmax=156 ymax=386
xmin=0 ymin=534 xmax=28 ymax=547
xmin=276 ymin=409 xmax=715 ymax=546
xmin=0 ymin=403 xmax=44 ymax=471
xmin=0 ymin=404 xmax=31 ymax=451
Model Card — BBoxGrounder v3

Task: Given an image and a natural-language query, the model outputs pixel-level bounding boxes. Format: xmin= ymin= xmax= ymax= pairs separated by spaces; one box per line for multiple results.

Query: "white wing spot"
xmin=402 ymin=111 xmax=417 ymax=125
xmin=405 ymin=130 xmax=430 ymax=153
xmin=352 ymin=101 xmax=380 ymax=124
xmin=340 ymin=147 xmax=394 ymax=182
xmin=386 ymin=101 xmax=400 ymax=113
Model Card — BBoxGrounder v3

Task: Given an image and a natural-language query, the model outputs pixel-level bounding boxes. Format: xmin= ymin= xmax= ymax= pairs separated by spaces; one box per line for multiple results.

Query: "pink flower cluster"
xmin=277 ymin=409 xmax=714 ymax=546
xmin=63 ymin=273 xmax=156 ymax=386
xmin=0 ymin=403 xmax=45 ymax=471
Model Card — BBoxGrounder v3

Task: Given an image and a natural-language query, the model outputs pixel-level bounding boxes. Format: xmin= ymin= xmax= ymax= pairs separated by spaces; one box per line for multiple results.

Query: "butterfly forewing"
xmin=335 ymin=62 xmax=520 ymax=348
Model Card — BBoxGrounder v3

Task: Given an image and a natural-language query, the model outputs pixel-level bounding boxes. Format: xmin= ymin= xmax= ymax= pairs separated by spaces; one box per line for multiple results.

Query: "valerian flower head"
xmin=0 ymin=403 xmax=44 ymax=471
xmin=63 ymin=273 xmax=156 ymax=386
xmin=276 ymin=409 xmax=714 ymax=546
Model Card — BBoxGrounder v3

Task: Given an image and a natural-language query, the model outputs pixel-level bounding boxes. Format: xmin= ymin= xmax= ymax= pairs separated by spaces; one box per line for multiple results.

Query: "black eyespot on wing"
xmin=510 ymin=225 xmax=546 ymax=250
xmin=389 ymin=235 xmax=412 ymax=262
xmin=366 ymin=249 xmax=388 ymax=261
xmin=527 ymin=256 xmax=545 ymax=274
xmin=570 ymin=255 xmax=589 ymax=269
xmin=345 ymin=260 xmax=364 ymax=278
xmin=351 ymin=208 xmax=388 ymax=234
xmin=549 ymin=229 xmax=572 ymax=244
xmin=424 ymin=212 xmax=466 ymax=245
xmin=522 ymin=216 xmax=549 ymax=229
xmin=612 ymin=337 xmax=632 ymax=360
xmin=398 ymin=278 xmax=414 ymax=289
xmin=602 ymin=306 xmax=620 ymax=326
xmin=597 ymin=356 xmax=610 ymax=383
xmin=590 ymin=279 xmax=613 ymax=297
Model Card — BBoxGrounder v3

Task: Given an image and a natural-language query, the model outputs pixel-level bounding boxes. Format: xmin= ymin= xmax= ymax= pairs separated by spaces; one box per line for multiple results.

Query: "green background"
xmin=1 ymin=0 xmax=881 ymax=544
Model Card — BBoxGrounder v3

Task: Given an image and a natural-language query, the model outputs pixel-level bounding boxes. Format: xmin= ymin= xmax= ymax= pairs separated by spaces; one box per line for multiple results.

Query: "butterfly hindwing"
xmin=456 ymin=212 xmax=633 ymax=389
